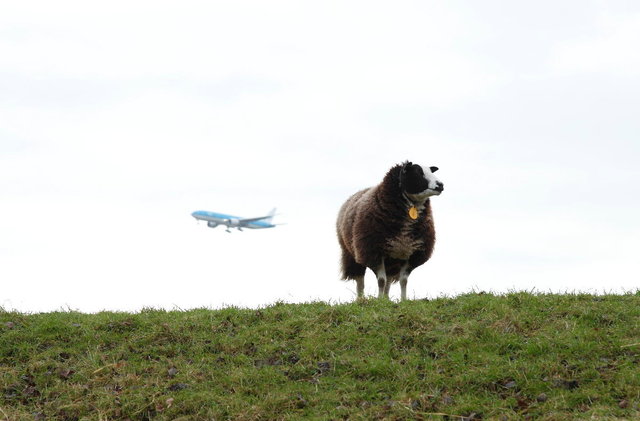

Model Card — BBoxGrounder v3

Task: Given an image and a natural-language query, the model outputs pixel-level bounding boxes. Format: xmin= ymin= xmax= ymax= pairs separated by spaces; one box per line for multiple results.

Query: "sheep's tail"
xmin=339 ymin=247 xmax=366 ymax=281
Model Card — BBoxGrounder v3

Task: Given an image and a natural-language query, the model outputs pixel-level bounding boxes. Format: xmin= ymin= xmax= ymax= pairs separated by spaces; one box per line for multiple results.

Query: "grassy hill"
xmin=1 ymin=292 xmax=639 ymax=420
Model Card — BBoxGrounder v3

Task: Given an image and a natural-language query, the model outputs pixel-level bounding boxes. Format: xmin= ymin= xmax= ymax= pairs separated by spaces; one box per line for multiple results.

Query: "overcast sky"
xmin=1 ymin=1 xmax=639 ymax=312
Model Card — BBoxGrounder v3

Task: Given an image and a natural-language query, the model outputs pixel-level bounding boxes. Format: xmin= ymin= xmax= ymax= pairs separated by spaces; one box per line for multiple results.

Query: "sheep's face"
xmin=401 ymin=163 xmax=444 ymax=200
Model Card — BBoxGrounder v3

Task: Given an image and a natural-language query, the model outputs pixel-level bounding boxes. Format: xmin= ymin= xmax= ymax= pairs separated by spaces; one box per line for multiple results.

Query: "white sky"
xmin=1 ymin=1 xmax=639 ymax=312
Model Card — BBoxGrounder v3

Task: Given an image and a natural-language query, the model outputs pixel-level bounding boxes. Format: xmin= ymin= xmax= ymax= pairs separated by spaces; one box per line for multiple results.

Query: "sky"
xmin=1 ymin=1 xmax=639 ymax=313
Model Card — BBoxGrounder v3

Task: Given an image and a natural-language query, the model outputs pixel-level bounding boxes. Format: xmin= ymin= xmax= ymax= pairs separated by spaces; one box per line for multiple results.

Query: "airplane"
xmin=191 ymin=208 xmax=279 ymax=232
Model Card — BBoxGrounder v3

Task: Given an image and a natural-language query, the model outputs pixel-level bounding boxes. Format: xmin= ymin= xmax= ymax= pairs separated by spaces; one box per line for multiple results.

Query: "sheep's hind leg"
xmin=375 ymin=260 xmax=389 ymax=299
xmin=341 ymin=251 xmax=366 ymax=300
xmin=383 ymin=277 xmax=392 ymax=297
xmin=355 ymin=276 xmax=365 ymax=299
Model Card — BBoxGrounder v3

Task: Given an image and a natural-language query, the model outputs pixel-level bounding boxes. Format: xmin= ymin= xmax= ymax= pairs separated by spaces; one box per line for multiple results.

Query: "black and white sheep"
xmin=336 ymin=161 xmax=444 ymax=300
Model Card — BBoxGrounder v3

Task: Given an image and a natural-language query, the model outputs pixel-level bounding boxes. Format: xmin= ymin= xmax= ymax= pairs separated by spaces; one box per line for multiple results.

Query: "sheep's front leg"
xmin=375 ymin=260 xmax=388 ymax=299
xmin=399 ymin=264 xmax=411 ymax=301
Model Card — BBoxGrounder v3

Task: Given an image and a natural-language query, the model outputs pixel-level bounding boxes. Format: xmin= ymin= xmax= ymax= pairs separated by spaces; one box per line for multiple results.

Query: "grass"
xmin=1 ymin=292 xmax=639 ymax=420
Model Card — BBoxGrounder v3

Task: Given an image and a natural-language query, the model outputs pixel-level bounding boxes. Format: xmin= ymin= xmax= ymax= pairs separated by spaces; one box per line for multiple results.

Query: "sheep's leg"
xmin=400 ymin=279 xmax=408 ymax=301
xmin=399 ymin=264 xmax=411 ymax=301
xmin=340 ymin=250 xmax=366 ymax=300
xmin=375 ymin=260 xmax=388 ymax=299
xmin=383 ymin=277 xmax=392 ymax=296
xmin=355 ymin=276 xmax=365 ymax=299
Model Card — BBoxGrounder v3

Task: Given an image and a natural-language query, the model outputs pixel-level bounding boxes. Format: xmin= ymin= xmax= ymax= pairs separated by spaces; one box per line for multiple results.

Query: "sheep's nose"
xmin=435 ymin=181 xmax=444 ymax=192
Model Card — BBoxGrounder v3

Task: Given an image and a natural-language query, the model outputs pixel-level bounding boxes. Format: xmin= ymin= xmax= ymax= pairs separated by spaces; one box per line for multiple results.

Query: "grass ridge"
xmin=2 ymin=292 xmax=639 ymax=420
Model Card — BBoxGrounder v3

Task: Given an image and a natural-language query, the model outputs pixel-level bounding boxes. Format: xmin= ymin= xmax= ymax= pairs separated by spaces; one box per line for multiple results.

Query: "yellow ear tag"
xmin=409 ymin=206 xmax=418 ymax=220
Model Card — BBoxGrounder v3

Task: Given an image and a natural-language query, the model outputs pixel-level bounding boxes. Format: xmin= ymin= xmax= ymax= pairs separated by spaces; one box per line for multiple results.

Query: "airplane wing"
xmin=238 ymin=215 xmax=273 ymax=223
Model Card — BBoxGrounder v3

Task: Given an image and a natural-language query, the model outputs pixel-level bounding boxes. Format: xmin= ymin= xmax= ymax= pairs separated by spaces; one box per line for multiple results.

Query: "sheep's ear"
xmin=399 ymin=162 xmax=411 ymax=189
xmin=430 ymin=166 xmax=439 ymax=173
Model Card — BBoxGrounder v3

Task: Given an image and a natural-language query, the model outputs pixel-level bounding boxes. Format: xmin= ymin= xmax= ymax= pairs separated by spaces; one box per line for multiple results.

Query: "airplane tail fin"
xmin=266 ymin=208 xmax=277 ymax=223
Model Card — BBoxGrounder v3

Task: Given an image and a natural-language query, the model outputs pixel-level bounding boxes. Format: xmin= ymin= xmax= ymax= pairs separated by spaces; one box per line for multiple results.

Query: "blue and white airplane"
xmin=191 ymin=208 xmax=278 ymax=232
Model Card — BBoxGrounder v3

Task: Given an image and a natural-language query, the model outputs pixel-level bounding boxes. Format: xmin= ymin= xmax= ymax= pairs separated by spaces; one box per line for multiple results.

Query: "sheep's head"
xmin=400 ymin=162 xmax=444 ymax=201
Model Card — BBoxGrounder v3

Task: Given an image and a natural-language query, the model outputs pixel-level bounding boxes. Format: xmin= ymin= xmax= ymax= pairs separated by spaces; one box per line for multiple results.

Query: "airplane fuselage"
xmin=191 ymin=210 xmax=276 ymax=232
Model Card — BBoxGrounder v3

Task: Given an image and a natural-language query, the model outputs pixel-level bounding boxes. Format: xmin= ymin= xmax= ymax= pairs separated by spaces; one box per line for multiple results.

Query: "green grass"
xmin=2 ymin=292 xmax=639 ymax=420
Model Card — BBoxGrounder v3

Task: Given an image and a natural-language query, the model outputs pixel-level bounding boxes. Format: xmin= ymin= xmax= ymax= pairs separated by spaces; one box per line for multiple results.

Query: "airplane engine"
xmin=207 ymin=221 xmax=218 ymax=228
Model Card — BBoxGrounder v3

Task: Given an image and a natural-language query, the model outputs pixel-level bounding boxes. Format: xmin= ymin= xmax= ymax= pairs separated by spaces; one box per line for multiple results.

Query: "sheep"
xmin=336 ymin=161 xmax=444 ymax=300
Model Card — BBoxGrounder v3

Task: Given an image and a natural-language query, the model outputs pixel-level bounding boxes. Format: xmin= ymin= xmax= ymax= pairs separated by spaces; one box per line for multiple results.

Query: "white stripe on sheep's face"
xmin=401 ymin=163 xmax=444 ymax=202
